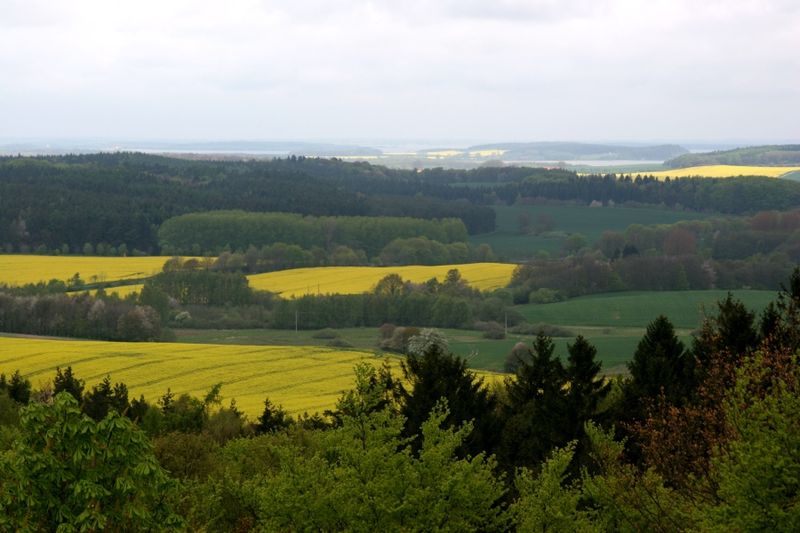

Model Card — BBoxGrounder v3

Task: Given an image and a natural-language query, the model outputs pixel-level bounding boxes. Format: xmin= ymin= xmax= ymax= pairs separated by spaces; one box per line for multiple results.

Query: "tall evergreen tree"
xmin=3 ymin=371 xmax=31 ymax=405
xmin=82 ymin=376 xmax=130 ymax=421
xmin=505 ymin=333 xmax=564 ymax=410
xmin=399 ymin=344 xmax=498 ymax=457
xmin=692 ymin=294 xmax=759 ymax=383
xmin=53 ymin=366 xmax=84 ymax=402
xmin=625 ymin=315 xmax=693 ymax=416
xmin=564 ymin=336 xmax=610 ymax=434
xmin=498 ymin=334 xmax=567 ymax=471
xmin=761 ymin=267 xmax=800 ymax=352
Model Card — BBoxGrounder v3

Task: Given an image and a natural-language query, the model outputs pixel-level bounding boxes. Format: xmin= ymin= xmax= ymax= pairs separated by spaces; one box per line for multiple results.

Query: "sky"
xmin=1 ymin=0 xmax=798 ymax=145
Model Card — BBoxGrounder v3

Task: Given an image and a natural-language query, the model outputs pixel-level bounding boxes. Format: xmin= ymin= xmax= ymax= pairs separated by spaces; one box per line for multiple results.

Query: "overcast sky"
xmin=1 ymin=0 xmax=798 ymax=144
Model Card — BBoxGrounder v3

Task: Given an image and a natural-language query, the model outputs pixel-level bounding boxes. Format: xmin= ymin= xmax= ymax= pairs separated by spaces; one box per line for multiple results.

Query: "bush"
xmin=528 ymin=288 xmax=563 ymax=304
xmin=475 ymin=320 xmax=505 ymax=339
xmin=312 ymin=328 xmax=340 ymax=339
xmin=326 ymin=338 xmax=354 ymax=348
xmin=378 ymin=323 xmax=396 ymax=340
xmin=505 ymin=342 xmax=532 ymax=373
xmin=510 ymin=322 xmax=574 ymax=338
xmin=379 ymin=326 xmax=420 ymax=353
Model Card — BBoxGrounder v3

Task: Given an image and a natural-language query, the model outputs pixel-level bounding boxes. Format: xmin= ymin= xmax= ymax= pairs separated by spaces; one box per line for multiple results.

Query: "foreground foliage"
xmin=0 ymin=393 xmax=182 ymax=531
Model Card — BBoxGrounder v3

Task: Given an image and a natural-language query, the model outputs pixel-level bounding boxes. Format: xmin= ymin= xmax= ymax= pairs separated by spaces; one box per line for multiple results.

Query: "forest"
xmin=3 ymin=153 xmax=800 ymax=255
xmin=664 ymin=144 xmax=800 ymax=168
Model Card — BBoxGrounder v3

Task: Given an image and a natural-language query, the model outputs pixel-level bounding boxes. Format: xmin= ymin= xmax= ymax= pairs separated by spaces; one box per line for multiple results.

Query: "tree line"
xmin=0 ymin=153 xmax=495 ymax=254
xmin=6 ymin=152 xmax=800 ymax=257
xmin=2 ymin=276 xmax=800 ymax=530
xmin=509 ymin=210 xmax=800 ymax=302
xmin=0 ymin=292 xmax=165 ymax=341
xmin=664 ymin=144 xmax=800 ymax=168
xmin=491 ymin=173 xmax=800 ymax=214
xmin=158 ymin=211 xmax=469 ymax=256
xmin=206 ymin=237 xmax=495 ymax=274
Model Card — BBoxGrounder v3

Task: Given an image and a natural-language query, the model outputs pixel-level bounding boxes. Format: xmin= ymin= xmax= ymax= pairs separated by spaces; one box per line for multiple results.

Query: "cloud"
xmin=0 ymin=0 xmax=797 ymax=142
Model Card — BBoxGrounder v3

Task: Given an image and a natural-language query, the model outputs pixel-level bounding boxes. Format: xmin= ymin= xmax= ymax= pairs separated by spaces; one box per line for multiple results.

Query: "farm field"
xmin=0 ymin=335 xmax=505 ymax=416
xmin=0 ymin=255 xmax=184 ymax=286
xmin=631 ymin=165 xmax=800 ymax=179
xmin=247 ymin=263 xmax=516 ymax=297
xmin=517 ymin=290 xmax=777 ymax=329
xmin=0 ymin=336 xmax=392 ymax=417
xmin=0 ymin=257 xmax=516 ymax=299
xmin=470 ymin=204 xmax=711 ymax=260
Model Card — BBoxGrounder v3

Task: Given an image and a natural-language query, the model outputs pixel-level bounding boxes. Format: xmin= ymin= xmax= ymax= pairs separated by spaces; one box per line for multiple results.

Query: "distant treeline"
xmin=158 ymin=211 xmax=468 ymax=256
xmin=492 ymin=174 xmax=800 ymax=214
xmin=510 ymin=210 xmax=800 ymax=302
xmin=664 ymin=144 xmax=800 ymax=168
xmin=145 ymin=265 xmax=518 ymax=331
xmin=4 ymin=152 xmax=800 ymax=257
xmin=0 ymin=153 xmax=495 ymax=254
xmin=0 ymin=292 xmax=165 ymax=341
xmin=270 ymin=289 xmax=517 ymax=331
xmin=208 ymin=237 xmax=495 ymax=273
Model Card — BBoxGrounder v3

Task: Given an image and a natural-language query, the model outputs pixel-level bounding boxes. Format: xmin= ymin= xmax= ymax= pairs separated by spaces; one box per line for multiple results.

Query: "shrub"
xmin=312 ymin=328 xmax=340 ymax=339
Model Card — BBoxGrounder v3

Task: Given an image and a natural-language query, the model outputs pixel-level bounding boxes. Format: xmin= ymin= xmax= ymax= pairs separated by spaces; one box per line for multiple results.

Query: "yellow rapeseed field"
xmin=426 ymin=150 xmax=464 ymax=158
xmin=0 ymin=255 xmax=183 ymax=286
xmin=0 ymin=336 xmax=387 ymax=416
xmin=468 ymin=149 xmax=508 ymax=158
xmin=248 ymin=263 xmax=517 ymax=298
xmin=0 ymin=336 xmax=505 ymax=417
xmin=626 ymin=165 xmax=800 ymax=180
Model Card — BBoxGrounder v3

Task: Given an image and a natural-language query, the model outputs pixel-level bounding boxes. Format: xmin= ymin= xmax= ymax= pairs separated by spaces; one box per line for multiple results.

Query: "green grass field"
xmin=470 ymin=205 xmax=712 ymax=261
xmin=174 ymin=326 xmax=659 ymax=374
xmin=173 ymin=289 xmax=779 ymax=374
xmin=516 ymin=290 xmax=777 ymax=329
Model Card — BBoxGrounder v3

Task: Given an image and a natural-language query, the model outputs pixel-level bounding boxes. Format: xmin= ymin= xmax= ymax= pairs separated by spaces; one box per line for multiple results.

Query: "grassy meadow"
xmin=516 ymin=289 xmax=777 ymax=329
xmin=173 ymin=326 xmax=640 ymax=373
xmin=169 ymin=289 xmax=778 ymax=374
xmin=470 ymin=204 xmax=711 ymax=260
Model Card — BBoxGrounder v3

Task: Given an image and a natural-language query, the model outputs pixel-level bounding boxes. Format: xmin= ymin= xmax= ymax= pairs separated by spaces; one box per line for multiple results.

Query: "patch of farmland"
xmin=0 ymin=336 xmax=504 ymax=417
xmin=517 ymin=290 xmax=777 ymax=329
xmin=247 ymin=263 xmax=517 ymax=297
xmin=0 ymin=336 xmax=389 ymax=417
xmin=0 ymin=255 xmax=184 ymax=286
xmin=628 ymin=165 xmax=800 ymax=179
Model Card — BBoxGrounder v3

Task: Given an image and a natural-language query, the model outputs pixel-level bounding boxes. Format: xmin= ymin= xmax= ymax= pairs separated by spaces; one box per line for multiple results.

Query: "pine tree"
xmin=53 ymin=366 xmax=84 ymax=402
xmin=498 ymin=333 xmax=567 ymax=471
xmin=399 ymin=344 xmax=498 ymax=456
xmin=626 ymin=315 xmax=693 ymax=413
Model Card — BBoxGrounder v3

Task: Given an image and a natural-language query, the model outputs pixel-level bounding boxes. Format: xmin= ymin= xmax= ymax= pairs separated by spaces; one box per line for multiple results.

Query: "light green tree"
xmin=0 ymin=393 xmax=182 ymax=532
xmin=257 ymin=364 xmax=507 ymax=531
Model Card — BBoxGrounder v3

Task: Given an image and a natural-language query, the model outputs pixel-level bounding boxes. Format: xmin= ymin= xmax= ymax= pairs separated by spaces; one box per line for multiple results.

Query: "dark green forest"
xmin=4 ymin=153 xmax=800 ymax=255
xmin=665 ymin=144 xmax=800 ymax=168
xmin=158 ymin=211 xmax=468 ymax=256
